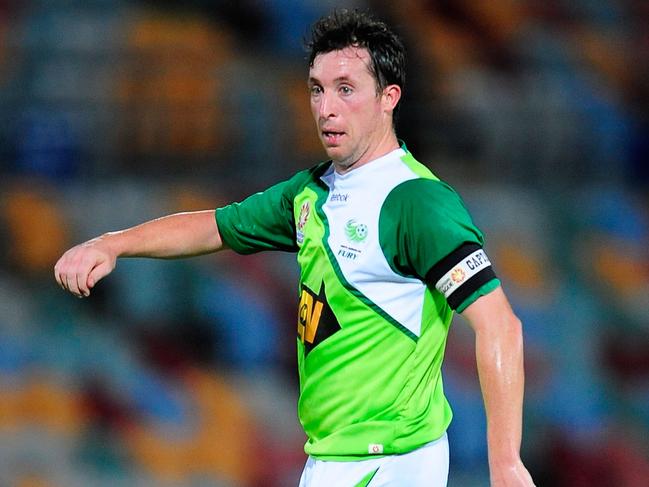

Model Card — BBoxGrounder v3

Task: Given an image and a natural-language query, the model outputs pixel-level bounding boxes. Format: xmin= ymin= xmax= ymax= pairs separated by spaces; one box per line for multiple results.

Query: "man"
xmin=55 ymin=10 xmax=535 ymax=487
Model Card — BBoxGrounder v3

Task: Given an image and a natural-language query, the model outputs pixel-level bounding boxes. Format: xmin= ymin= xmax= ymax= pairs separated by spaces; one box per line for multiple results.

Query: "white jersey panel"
xmin=321 ymin=148 xmax=427 ymax=338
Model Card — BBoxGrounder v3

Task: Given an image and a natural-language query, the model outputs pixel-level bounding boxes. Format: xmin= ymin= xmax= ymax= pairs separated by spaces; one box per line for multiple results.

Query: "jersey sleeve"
xmin=379 ymin=178 xmax=500 ymax=312
xmin=216 ymin=172 xmax=306 ymax=254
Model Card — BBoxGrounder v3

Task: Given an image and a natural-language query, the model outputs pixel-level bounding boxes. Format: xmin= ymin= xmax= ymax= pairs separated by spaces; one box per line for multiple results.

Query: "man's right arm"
xmin=54 ymin=210 xmax=224 ymax=298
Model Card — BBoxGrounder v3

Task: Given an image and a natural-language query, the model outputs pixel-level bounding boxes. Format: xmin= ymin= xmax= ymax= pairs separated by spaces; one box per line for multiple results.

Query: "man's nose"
xmin=319 ymin=91 xmax=336 ymax=119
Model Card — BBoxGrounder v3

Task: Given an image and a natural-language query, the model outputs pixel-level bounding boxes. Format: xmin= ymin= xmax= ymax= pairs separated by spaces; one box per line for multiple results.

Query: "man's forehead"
xmin=309 ymin=46 xmax=372 ymax=79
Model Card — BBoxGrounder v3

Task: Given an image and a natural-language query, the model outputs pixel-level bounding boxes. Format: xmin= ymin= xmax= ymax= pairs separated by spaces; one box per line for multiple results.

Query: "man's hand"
xmin=491 ymin=458 xmax=536 ymax=486
xmin=54 ymin=237 xmax=117 ymax=298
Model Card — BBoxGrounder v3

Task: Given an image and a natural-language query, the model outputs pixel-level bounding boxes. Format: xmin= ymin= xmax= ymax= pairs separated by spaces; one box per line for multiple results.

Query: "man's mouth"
xmin=322 ymin=130 xmax=345 ymax=145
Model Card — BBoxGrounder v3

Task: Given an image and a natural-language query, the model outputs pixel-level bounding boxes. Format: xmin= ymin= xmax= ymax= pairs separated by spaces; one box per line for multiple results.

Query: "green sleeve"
xmin=216 ymin=170 xmax=310 ymax=254
xmin=379 ymin=178 xmax=483 ymax=278
xmin=379 ymin=178 xmax=499 ymax=308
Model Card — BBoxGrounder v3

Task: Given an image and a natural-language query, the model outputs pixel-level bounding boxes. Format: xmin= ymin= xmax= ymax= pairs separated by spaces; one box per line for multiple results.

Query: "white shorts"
xmin=298 ymin=434 xmax=449 ymax=487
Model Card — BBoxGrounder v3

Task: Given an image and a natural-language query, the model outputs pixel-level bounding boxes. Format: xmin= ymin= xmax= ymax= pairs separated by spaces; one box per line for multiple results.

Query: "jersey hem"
xmin=306 ymin=430 xmax=450 ymax=462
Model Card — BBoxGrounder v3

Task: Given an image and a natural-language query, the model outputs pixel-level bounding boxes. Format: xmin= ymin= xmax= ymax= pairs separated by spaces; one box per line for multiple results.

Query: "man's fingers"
xmin=87 ymin=260 xmax=113 ymax=291
xmin=75 ymin=255 xmax=108 ymax=297
xmin=54 ymin=251 xmax=90 ymax=297
xmin=55 ymin=249 xmax=78 ymax=291
xmin=68 ymin=275 xmax=82 ymax=298
xmin=54 ymin=256 xmax=69 ymax=290
xmin=54 ymin=245 xmax=115 ymax=298
xmin=54 ymin=264 xmax=63 ymax=290
xmin=66 ymin=265 xmax=82 ymax=296
xmin=76 ymin=268 xmax=90 ymax=297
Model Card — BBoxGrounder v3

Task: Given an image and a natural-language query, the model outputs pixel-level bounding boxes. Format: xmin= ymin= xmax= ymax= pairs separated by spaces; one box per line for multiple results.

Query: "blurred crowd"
xmin=0 ymin=1 xmax=648 ymax=486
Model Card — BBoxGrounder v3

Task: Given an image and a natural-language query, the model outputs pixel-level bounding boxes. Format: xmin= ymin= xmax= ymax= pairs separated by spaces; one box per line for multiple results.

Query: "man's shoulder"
xmin=380 ymin=171 xmax=473 ymax=229
xmin=264 ymin=160 xmax=332 ymax=204
xmin=286 ymin=159 xmax=332 ymax=188
xmin=387 ymin=175 xmax=461 ymax=206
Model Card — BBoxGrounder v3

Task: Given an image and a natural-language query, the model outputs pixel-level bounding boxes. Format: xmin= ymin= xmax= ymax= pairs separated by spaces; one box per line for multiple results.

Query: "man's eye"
xmin=340 ymin=86 xmax=352 ymax=95
xmin=310 ymin=86 xmax=323 ymax=95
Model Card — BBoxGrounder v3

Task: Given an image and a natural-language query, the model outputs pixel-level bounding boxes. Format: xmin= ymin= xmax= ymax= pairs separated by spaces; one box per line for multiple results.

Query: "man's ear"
xmin=382 ymin=84 xmax=402 ymax=112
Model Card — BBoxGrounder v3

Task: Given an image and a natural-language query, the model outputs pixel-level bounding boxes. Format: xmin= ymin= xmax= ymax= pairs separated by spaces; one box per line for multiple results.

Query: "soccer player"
xmin=55 ymin=10 xmax=535 ymax=487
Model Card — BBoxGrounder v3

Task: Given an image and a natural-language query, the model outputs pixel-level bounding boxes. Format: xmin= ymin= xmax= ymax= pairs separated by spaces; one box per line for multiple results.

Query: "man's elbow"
xmin=504 ymin=312 xmax=524 ymax=356
xmin=506 ymin=312 xmax=523 ymax=335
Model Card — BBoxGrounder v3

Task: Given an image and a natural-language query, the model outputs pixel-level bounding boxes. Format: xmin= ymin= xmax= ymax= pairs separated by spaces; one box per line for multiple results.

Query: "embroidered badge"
xmin=344 ymin=219 xmax=368 ymax=243
xmin=296 ymin=201 xmax=311 ymax=245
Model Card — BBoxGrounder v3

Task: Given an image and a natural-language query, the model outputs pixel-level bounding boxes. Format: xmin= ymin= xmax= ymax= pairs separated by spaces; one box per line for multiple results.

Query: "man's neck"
xmin=333 ymin=133 xmax=400 ymax=175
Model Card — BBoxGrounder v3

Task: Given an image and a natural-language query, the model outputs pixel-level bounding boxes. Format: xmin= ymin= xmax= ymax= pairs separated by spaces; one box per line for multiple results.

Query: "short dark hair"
xmin=306 ymin=9 xmax=406 ymax=97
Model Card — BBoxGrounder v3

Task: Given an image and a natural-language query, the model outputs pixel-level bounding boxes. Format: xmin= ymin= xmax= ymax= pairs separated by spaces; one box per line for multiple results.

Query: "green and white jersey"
xmin=216 ymin=146 xmax=499 ymax=460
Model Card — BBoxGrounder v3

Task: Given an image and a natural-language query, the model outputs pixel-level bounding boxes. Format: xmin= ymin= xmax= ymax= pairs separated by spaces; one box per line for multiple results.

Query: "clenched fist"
xmin=54 ymin=236 xmax=117 ymax=298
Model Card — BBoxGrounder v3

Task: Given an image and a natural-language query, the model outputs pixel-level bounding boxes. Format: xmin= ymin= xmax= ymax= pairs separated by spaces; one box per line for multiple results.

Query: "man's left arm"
xmin=460 ymin=286 xmax=536 ymax=487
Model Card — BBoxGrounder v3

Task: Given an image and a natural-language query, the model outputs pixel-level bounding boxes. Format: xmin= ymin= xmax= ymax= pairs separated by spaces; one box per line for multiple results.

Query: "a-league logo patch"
xmin=451 ymin=268 xmax=466 ymax=284
xmin=296 ymin=201 xmax=311 ymax=245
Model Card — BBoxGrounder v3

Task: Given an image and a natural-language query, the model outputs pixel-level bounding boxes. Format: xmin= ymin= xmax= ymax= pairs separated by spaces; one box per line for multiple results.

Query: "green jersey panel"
xmin=215 ymin=165 xmax=327 ymax=254
xmin=379 ymin=177 xmax=484 ymax=281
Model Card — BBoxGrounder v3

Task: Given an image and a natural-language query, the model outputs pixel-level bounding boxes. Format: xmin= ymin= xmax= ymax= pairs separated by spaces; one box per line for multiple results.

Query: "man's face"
xmin=308 ymin=47 xmax=392 ymax=171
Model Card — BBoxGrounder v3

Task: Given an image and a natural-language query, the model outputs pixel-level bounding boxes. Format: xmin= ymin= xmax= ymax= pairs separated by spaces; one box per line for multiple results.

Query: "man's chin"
xmin=324 ymin=145 xmax=346 ymax=160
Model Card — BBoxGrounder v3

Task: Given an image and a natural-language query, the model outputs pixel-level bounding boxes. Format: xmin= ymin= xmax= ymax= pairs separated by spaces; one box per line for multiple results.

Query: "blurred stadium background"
xmin=0 ymin=0 xmax=648 ymax=486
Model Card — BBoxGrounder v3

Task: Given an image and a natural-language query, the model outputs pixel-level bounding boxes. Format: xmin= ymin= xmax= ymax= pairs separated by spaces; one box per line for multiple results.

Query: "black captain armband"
xmin=425 ymin=242 xmax=497 ymax=311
